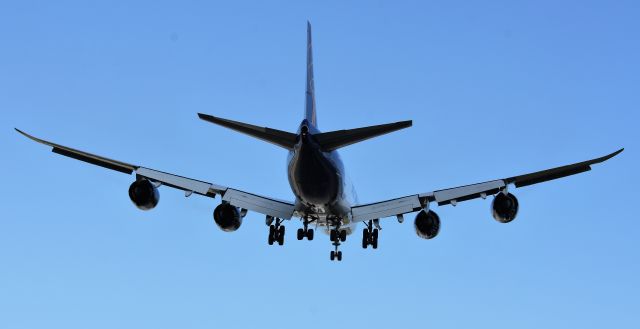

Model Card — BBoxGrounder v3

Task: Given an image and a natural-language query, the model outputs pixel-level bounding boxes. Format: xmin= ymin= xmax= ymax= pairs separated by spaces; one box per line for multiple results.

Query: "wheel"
xmin=340 ymin=230 xmax=347 ymax=242
xmin=372 ymin=229 xmax=379 ymax=249
xmin=268 ymin=225 xmax=275 ymax=245
xmin=277 ymin=226 xmax=285 ymax=245
xmin=306 ymin=229 xmax=314 ymax=240
xmin=330 ymin=251 xmax=335 ymax=261
xmin=297 ymin=228 xmax=304 ymax=240
xmin=330 ymin=230 xmax=337 ymax=242
xmin=362 ymin=229 xmax=369 ymax=249
xmin=337 ymin=251 xmax=342 ymax=261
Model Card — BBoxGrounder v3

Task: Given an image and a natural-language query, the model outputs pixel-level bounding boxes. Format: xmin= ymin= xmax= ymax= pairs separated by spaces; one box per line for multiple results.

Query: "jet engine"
xmin=491 ymin=192 xmax=519 ymax=223
xmin=128 ymin=179 xmax=160 ymax=210
xmin=213 ymin=203 xmax=242 ymax=232
xmin=414 ymin=209 xmax=440 ymax=239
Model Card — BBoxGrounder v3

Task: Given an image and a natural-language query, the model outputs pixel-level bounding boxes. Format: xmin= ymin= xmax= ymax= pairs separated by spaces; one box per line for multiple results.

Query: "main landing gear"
xmin=329 ymin=225 xmax=347 ymax=261
xmin=362 ymin=220 xmax=379 ymax=249
xmin=297 ymin=218 xmax=315 ymax=241
xmin=267 ymin=216 xmax=285 ymax=246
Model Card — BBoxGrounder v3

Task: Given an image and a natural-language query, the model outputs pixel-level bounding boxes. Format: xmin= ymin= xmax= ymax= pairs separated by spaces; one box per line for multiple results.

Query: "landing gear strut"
xmin=267 ymin=217 xmax=285 ymax=246
xmin=297 ymin=217 xmax=315 ymax=241
xmin=362 ymin=220 xmax=379 ymax=249
xmin=329 ymin=224 xmax=346 ymax=261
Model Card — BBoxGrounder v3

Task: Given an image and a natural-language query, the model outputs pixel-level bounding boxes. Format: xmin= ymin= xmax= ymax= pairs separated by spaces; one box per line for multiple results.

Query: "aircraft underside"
xmin=15 ymin=22 xmax=622 ymax=262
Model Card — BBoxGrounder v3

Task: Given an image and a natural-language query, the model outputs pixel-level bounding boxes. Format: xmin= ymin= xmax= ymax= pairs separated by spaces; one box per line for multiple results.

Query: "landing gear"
xmin=296 ymin=218 xmax=314 ymax=241
xmin=297 ymin=228 xmax=314 ymax=240
xmin=330 ymin=229 xmax=347 ymax=242
xmin=329 ymin=225 xmax=346 ymax=262
xmin=362 ymin=220 xmax=379 ymax=249
xmin=267 ymin=218 xmax=285 ymax=246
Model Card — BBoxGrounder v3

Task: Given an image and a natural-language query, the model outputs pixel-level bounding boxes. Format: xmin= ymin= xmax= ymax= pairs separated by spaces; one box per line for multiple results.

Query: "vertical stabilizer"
xmin=305 ymin=21 xmax=317 ymax=127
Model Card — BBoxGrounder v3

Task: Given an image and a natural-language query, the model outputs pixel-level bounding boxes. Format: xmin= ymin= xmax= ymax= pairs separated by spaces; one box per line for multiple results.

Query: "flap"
xmin=222 ymin=189 xmax=295 ymax=219
xmin=433 ymin=180 xmax=505 ymax=206
xmin=351 ymin=195 xmax=422 ymax=221
xmin=136 ymin=167 xmax=226 ymax=197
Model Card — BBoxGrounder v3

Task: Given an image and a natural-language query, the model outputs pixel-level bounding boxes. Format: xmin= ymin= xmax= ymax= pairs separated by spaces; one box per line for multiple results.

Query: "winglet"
xmin=598 ymin=148 xmax=624 ymax=162
xmin=15 ymin=128 xmax=57 ymax=147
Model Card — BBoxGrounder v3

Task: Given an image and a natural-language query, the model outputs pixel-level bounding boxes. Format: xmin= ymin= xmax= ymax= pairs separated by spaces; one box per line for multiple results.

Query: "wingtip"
xmin=613 ymin=148 xmax=624 ymax=156
xmin=14 ymin=128 xmax=45 ymax=144
xmin=599 ymin=148 xmax=624 ymax=162
xmin=197 ymin=113 xmax=220 ymax=122
xmin=396 ymin=120 xmax=412 ymax=128
xmin=14 ymin=128 xmax=29 ymax=137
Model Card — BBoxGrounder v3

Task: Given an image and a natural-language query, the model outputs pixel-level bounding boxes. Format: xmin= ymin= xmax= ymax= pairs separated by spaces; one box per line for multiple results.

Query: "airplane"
xmin=16 ymin=22 xmax=623 ymax=261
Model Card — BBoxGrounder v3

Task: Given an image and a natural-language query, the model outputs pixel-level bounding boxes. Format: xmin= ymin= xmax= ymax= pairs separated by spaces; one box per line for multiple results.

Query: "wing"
xmin=351 ymin=148 xmax=624 ymax=221
xmin=15 ymin=129 xmax=295 ymax=219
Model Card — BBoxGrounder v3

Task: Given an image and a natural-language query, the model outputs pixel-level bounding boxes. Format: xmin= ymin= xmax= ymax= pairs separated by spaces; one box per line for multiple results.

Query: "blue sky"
xmin=1 ymin=1 xmax=638 ymax=328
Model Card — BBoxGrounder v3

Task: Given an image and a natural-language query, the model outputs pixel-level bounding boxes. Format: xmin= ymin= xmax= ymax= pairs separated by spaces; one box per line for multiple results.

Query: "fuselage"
xmin=287 ymin=120 xmax=358 ymax=231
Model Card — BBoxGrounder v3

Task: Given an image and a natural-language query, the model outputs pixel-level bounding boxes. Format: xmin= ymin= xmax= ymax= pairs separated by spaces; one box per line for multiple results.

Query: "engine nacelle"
xmin=491 ymin=192 xmax=519 ymax=223
xmin=414 ymin=209 xmax=440 ymax=239
xmin=128 ymin=179 xmax=160 ymax=210
xmin=213 ymin=203 xmax=242 ymax=232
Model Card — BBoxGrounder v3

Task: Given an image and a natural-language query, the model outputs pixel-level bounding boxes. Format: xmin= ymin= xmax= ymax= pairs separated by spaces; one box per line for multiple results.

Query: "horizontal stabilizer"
xmin=198 ymin=113 xmax=298 ymax=150
xmin=314 ymin=120 xmax=412 ymax=151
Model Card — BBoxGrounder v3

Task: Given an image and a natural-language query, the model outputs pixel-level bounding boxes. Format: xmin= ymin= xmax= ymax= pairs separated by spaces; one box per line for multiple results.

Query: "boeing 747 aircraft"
xmin=16 ymin=23 xmax=623 ymax=261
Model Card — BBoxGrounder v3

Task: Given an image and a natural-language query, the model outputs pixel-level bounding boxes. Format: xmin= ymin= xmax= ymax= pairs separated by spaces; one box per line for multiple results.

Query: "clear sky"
xmin=1 ymin=1 xmax=638 ymax=328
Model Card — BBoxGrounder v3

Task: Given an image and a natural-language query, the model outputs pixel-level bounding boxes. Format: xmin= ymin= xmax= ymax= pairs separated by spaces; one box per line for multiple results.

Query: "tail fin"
xmin=314 ymin=120 xmax=412 ymax=151
xmin=305 ymin=21 xmax=317 ymax=127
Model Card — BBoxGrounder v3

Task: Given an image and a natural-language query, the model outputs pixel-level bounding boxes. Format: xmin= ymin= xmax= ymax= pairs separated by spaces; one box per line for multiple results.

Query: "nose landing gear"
xmin=329 ymin=224 xmax=347 ymax=261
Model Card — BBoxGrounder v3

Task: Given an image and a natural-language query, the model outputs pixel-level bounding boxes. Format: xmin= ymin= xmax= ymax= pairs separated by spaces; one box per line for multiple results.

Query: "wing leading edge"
xmin=15 ymin=128 xmax=295 ymax=219
xmin=351 ymin=148 xmax=624 ymax=221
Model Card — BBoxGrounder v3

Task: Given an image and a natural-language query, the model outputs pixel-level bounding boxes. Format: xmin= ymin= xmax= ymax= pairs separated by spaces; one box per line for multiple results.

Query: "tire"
xmin=372 ymin=229 xmax=379 ymax=249
xmin=297 ymin=228 xmax=304 ymax=240
xmin=277 ymin=226 xmax=285 ymax=245
xmin=330 ymin=230 xmax=337 ymax=242
xmin=268 ymin=225 xmax=275 ymax=245
xmin=337 ymin=251 xmax=342 ymax=261
xmin=340 ymin=230 xmax=347 ymax=242
xmin=362 ymin=229 xmax=369 ymax=249
xmin=330 ymin=251 xmax=335 ymax=261
xmin=307 ymin=229 xmax=314 ymax=240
